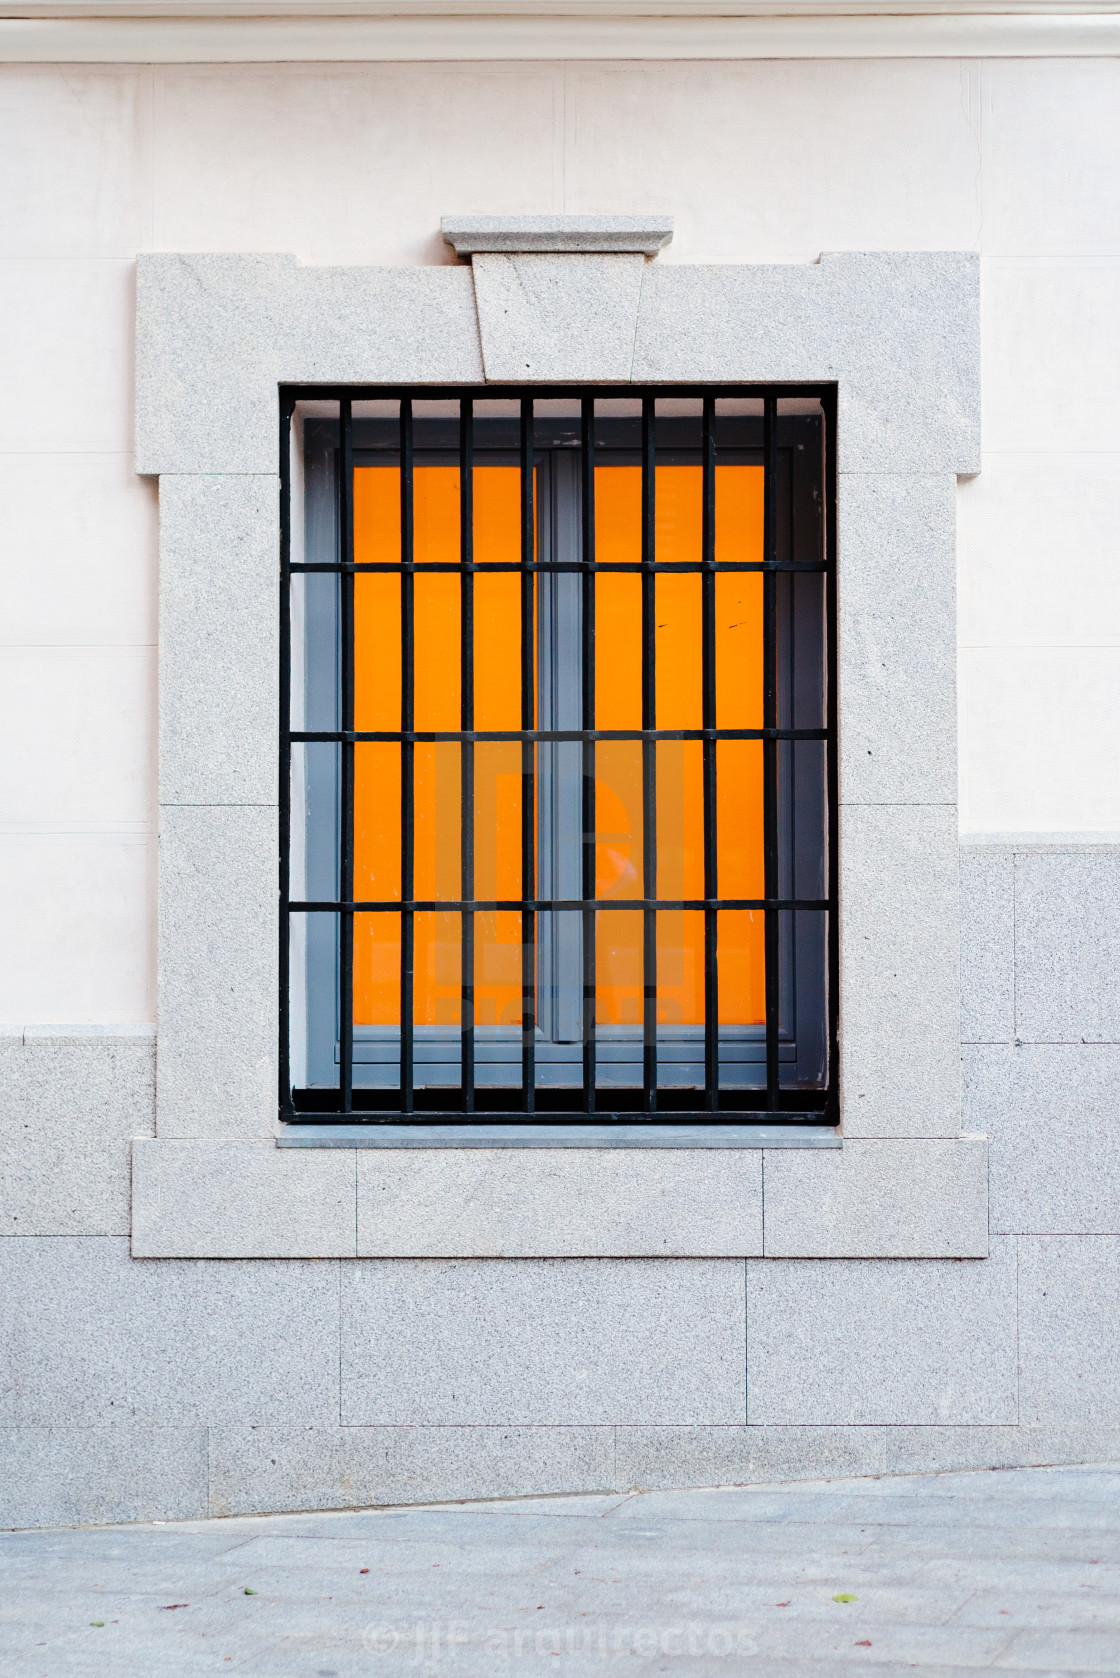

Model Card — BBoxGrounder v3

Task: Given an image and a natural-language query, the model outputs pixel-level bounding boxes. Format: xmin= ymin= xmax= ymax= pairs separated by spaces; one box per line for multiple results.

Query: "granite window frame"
xmin=130 ymin=245 xmax=989 ymax=1260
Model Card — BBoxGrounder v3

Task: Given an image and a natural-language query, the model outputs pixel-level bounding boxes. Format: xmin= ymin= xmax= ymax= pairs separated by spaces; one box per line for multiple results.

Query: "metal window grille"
xmin=280 ymin=386 xmax=838 ymax=1125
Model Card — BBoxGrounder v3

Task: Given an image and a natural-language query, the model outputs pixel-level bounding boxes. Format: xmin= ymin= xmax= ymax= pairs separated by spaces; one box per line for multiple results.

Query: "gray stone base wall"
xmin=2 ymin=840 xmax=1119 ymax=1529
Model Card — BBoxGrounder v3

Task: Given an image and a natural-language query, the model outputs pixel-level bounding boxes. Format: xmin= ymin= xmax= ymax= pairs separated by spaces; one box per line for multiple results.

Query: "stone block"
xmin=0 ymin=1237 xmax=340 ymax=1427
xmin=1018 ymin=1235 xmax=1120 ymax=1424
xmin=762 ymin=1137 xmax=988 ymax=1258
xmin=341 ymin=1258 xmax=745 ymax=1426
xmin=613 ymin=1423 xmax=1120 ymax=1495
xmin=157 ymin=803 xmax=277 ymax=1137
xmin=0 ymin=1028 xmax=154 ymax=1236
xmin=967 ymin=1042 xmax=1120 ymax=1235
xmin=159 ymin=474 xmax=278 ymax=805
xmin=0 ymin=1425 xmax=207 ymax=1529
xmin=1014 ymin=849 xmax=1120 ymax=1043
xmin=838 ymin=803 xmax=961 ymax=1135
xmin=745 ymin=1238 xmax=1017 ymax=1425
xmin=959 ymin=845 xmax=1015 ymax=1043
xmin=837 ymin=474 xmax=957 ymax=807
xmin=136 ymin=254 xmax=483 ymax=475
xmin=132 ymin=1139 xmax=355 ymax=1258
xmin=632 ymin=252 xmax=980 ymax=475
xmin=207 ymin=1424 xmax=618 ymax=1518
xmin=355 ymin=1148 xmax=762 ymax=1257
xmin=471 ymin=252 xmax=645 ymax=382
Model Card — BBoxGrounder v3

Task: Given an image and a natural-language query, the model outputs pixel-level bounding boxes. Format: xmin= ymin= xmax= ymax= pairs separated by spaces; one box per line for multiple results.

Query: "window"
xmin=282 ymin=388 xmax=836 ymax=1125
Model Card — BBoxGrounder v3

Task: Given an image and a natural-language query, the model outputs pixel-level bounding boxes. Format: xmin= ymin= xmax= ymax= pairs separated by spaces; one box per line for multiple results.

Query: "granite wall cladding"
xmin=2 ymin=840 xmax=1118 ymax=1526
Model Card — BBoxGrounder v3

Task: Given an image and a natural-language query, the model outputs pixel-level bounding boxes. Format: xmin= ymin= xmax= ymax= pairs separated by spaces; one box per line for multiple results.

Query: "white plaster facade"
xmin=2 ymin=4 xmax=1120 ymax=1527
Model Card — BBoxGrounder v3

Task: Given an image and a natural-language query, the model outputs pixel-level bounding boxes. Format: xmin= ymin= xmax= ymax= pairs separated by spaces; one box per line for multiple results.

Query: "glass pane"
xmin=293 ymin=909 xmax=338 ymax=1090
xmin=475 ymin=910 xmax=523 ymax=1032
xmin=292 ymin=740 xmax=338 ymax=903
xmin=473 ymin=741 xmax=522 ymax=901
xmin=414 ymin=569 xmax=460 ymax=733
xmin=596 ymin=908 xmax=642 ymax=1028
xmin=594 ymin=741 xmax=643 ymax=900
xmin=716 ymin=462 xmax=764 ymax=561
xmin=354 ymin=467 xmax=401 ymax=732
xmin=354 ymin=911 xmax=400 ymax=1028
xmin=656 ymin=909 xmax=704 ymax=1027
xmin=354 ymin=571 xmax=401 ymax=732
xmin=715 ymin=462 xmax=764 ymax=730
xmin=655 ymin=570 xmax=701 ymax=729
xmin=655 ymin=463 xmax=701 ymax=558
xmin=781 ymin=908 xmax=828 ymax=1091
xmin=657 ymin=741 xmax=704 ymax=900
xmin=414 ymin=463 xmax=460 ymax=560
xmin=715 ymin=572 xmax=763 ymax=730
xmin=414 ymin=910 xmax=461 ymax=1027
xmin=595 ymin=571 xmax=642 ymax=730
xmin=354 ymin=743 xmax=400 ymax=902
xmin=717 ymin=910 xmax=765 ymax=1027
xmin=474 ymin=464 xmax=521 ymax=567
xmin=787 ymin=739 xmax=827 ymax=901
xmin=414 ymin=743 xmax=460 ymax=902
xmin=717 ymin=740 xmax=764 ymax=899
xmin=474 ymin=571 xmax=522 ymax=730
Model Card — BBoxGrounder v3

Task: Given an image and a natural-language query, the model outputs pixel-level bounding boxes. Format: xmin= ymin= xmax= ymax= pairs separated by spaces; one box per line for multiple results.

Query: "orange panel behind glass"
xmin=351 ymin=456 xmax=767 ymax=1038
xmin=474 ymin=741 xmax=523 ymax=1027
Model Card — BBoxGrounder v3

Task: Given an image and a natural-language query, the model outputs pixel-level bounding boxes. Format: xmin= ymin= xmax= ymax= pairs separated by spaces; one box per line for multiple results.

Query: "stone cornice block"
xmin=442 ymin=215 xmax=673 ymax=257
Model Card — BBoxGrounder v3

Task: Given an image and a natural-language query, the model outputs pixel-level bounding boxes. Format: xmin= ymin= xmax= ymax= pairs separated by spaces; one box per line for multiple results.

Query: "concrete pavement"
xmin=3 ymin=1462 xmax=1120 ymax=1675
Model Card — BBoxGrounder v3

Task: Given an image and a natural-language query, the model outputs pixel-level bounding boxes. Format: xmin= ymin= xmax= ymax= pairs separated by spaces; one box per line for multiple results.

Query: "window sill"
xmin=276 ymin=1122 xmax=841 ymax=1149
xmin=132 ymin=1134 xmax=987 ymax=1261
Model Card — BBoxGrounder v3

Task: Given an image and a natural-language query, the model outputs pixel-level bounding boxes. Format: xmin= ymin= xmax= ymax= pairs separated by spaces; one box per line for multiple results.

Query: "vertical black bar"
xmin=460 ymin=399 xmax=475 ymax=1114
xmin=279 ymin=392 xmax=295 ymax=1118
xmin=520 ymin=398 xmax=536 ymax=1114
xmin=700 ymin=395 xmax=718 ymax=1114
xmin=338 ymin=399 xmax=355 ymax=1117
xmin=580 ymin=396 xmax=597 ymax=1115
xmin=641 ymin=394 xmax=657 ymax=1114
xmin=822 ymin=386 xmax=840 ymax=1119
xmin=763 ymin=393 xmax=780 ymax=1112
xmin=400 ymin=398 xmax=415 ymax=1115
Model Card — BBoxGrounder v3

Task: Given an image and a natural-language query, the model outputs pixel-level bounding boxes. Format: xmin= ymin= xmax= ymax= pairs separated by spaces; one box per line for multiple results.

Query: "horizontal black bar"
xmin=291 ymin=898 xmax=829 ymax=912
xmin=293 ymin=728 xmax=828 ymax=744
xmin=291 ymin=561 xmax=827 ymax=576
xmin=283 ymin=382 xmax=835 ymax=401
xmin=286 ymin=1111 xmax=831 ymax=1126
